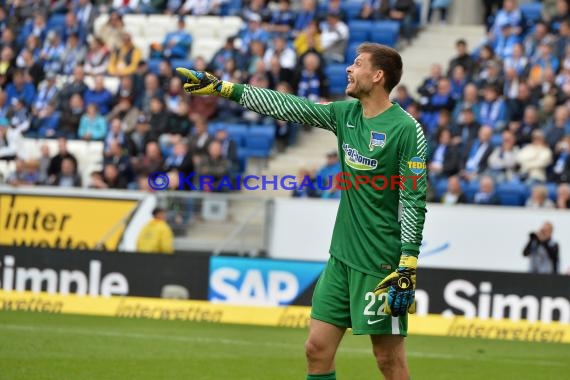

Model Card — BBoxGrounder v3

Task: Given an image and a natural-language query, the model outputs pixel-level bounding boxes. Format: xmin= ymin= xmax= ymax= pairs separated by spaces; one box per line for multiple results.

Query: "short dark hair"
xmin=456 ymin=39 xmax=467 ymax=46
xmin=357 ymin=43 xmax=403 ymax=93
xmin=152 ymin=207 xmax=166 ymax=217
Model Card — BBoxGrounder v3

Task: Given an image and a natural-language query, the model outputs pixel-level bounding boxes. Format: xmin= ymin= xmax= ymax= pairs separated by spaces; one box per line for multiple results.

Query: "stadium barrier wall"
xmin=268 ymin=198 xmax=570 ymax=273
xmin=1 ymin=248 xmax=568 ymax=325
xmin=1 ymin=289 xmax=568 ymax=344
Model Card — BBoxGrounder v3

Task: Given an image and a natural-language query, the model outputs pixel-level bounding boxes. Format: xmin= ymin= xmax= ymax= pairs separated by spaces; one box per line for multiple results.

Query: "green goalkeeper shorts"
xmin=310 ymin=255 xmax=408 ymax=336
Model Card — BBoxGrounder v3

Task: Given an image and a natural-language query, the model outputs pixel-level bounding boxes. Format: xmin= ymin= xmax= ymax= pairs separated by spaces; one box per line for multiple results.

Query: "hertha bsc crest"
xmin=369 ymin=131 xmax=386 ymax=151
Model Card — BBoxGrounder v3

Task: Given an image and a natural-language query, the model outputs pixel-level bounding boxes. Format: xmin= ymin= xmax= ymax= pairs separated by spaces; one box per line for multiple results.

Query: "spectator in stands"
xmin=516 ymin=130 xmax=553 ymax=184
xmin=140 ymin=73 xmax=163 ymax=114
xmin=474 ymin=45 xmax=501 ymax=80
xmin=417 ymin=63 xmax=443 ymax=100
xmin=428 ymin=0 xmax=451 ymax=24
xmin=178 ymin=0 xmax=221 ymax=15
xmin=18 ymin=13 xmax=47 ymax=49
xmin=32 ymin=102 xmax=60 ymax=138
xmin=545 ymin=106 xmax=569 ymax=150
xmin=101 ymin=163 xmax=128 ymax=189
xmin=550 ymin=135 xmax=570 ymax=183
xmin=487 ymin=130 xmax=519 ymax=182
xmin=56 ymin=94 xmax=83 ymax=139
xmin=32 ymin=72 xmax=59 ymax=117
xmin=452 ymin=107 xmax=480 ymax=150
xmin=320 ymin=11 xmax=349 ymax=64
xmin=195 ymin=140 xmax=231 ymax=192
xmin=136 ymin=207 xmax=174 ymax=254
xmin=292 ymin=167 xmax=319 ymax=198
xmin=477 ymin=61 xmax=505 ymax=94
xmin=317 ymin=150 xmax=342 ymax=183
xmin=293 ymin=20 xmax=323 ymax=59
xmin=452 ymin=83 xmax=480 ymax=124
xmin=151 ymin=16 xmax=192 ymax=60
xmin=269 ymin=81 xmax=296 ymax=150
xmin=529 ymin=42 xmax=560 ymax=84
xmin=503 ymin=42 xmax=529 ymax=78
xmin=104 ymin=139 xmax=133 ymax=182
xmin=320 ymin=0 xmax=346 ymax=21
xmin=393 ymin=85 xmax=414 ymax=110
xmin=473 ymin=175 xmax=500 ymax=205
xmin=449 ymin=65 xmax=468 ymax=101
xmin=380 ymin=0 xmax=416 ymax=44
xmin=60 ymin=33 xmax=87 ymax=76
xmin=134 ymin=140 xmax=164 ymax=177
xmin=98 ymin=11 xmax=124 ymax=51
xmin=214 ymin=128 xmax=239 ymax=174
xmin=164 ymin=141 xmax=194 ymax=177
xmin=127 ymin=115 xmax=153 ymax=158
xmin=428 ymin=128 xmax=462 ymax=180
xmin=62 ymin=11 xmax=86 ymax=45
xmin=37 ymin=144 xmax=51 ymax=184
xmin=0 ymin=119 xmax=21 ymax=161
xmin=187 ymin=58 xmax=219 ymax=120
xmin=448 ymin=39 xmax=476 ymax=80
xmin=292 ymin=0 xmax=317 ymax=38
xmin=188 ymin=114 xmax=213 ymax=163
xmin=238 ymin=13 xmax=270 ymax=54
xmin=549 ymin=0 xmax=570 ymax=32
xmin=107 ymin=95 xmax=140 ymax=133
xmin=209 ymin=37 xmax=246 ymax=76
xmin=462 ymin=125 xmax=494 ymax=181
xmin=524 ymin=21 xmax=555 ymax=61
xmin=478 ymin=84 xmax=508 ymax=132
xmin=47 ymin=137 xmax=77 ymax=179
xmin=440 ymin=175 xmax=467 ymax=205
xmin=6 ymin=159 xmax=39 ymax=186
xmin=266 ymin=0 xmax=295 ymax=37
xmin=164 ymin=101 xmax=192 ymax=145
xmin=554 ymin=20 xmax=570 ymax=60
xmin=6 ymin=69 xmax=36 ymax=108
xmin=489 ymin=0 xmax=523 ymax=40
xmin=75 ymin=0 xmax=97 ymax=33
xmin=422 ymin=77 xmax=456 ymax=134
xmin=83 ymin=37 xmax=110 ymax=76
xmin=507 ymin=81 xmax=535 ymax=122
xmin=245 ymin=40 xmax=266 ymax=76
xmin=60 ymin=66 xmax=89 ymax=101
xmin=512 ymin=105 xmax=540 ymax=146
xmin=264 ymin=34 xmax=297 ymax=71
xmin=84 ymin=75 xmax=114 ymax=116
xmin=47 ymin=156 xmax=82 ymax=188
xmin=40 ymin=31 xmax=65 ymax=74
xmin=78 ymin=103 xmax=108 ymax=141
xmin=523 ymin=221 xmax=559 ymax=274
xmin=0 ymin=46 xmax=15 ymax=88
xmin=295 ymin=52 xmax=329 ymax=103
xmin=556 ymin=183 xmax=570 ymax=209
xmin=493 ymin=22 xmax=522 ymax=60
xmin=525 ymin=185 xmax=555 ymax=208
xmin=107 ymin=32 xmax=142 ymax=76
xmin=220 ymin=58 xmax=244 ymax=83
xmin=8 ymin=98 xmax=31 ymax=134
xmin=266 ymin=56 xmax=294 ymax=90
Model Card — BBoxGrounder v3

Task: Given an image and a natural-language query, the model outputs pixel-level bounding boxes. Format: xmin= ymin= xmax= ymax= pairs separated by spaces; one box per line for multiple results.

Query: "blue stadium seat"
xmin=341 ymin=1 xmax=364 ymax=20
xmin=520 ymin=3 xmax=543 ymax=25
xmin=462 ymin=180 xmax=480 ymax=203
xmin=491 ymin=133 xmax=503 ymax=147
xmin=147 ymin=58 xmax=162 ymax=74
xmin=434 ymin=178 xmax=448 ymax=201
xmin=325 ymin=64 xmax=348 ymax=97
xmin=345 ymin=42 xmax=360 ymax=64
xmin=244 ymin=126 xmax=275 ymax=158
xmin=47 ymin=14 xmax=66 ymax=33
xmin=370 ymin=21 xmax=400 ymax=47
xmin=225 ymin=124 xmax=248 ymax=147
xmin=545 ymin=182 xmax=558 ymax=202
xmin=497 ymin=182 xmax=527 ymax=206
xmin=220 ymin=0 xmax=242 ymax=16
xmin=170 ymin=59 xmax=194 ymax=70
xmin=348 ymin=20 xmax=372 ymax=43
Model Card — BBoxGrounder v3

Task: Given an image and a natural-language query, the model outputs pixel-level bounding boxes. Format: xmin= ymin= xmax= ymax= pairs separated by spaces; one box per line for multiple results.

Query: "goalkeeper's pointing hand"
xmin=175 ymin=68 xmax=235 ymax=98
xmin=373 ymin=254 xmax=417 ymax=317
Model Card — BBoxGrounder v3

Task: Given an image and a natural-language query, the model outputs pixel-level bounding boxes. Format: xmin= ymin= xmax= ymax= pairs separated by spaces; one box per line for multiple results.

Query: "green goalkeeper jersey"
xmin=230 ymin=85 xmax=427 ymax=277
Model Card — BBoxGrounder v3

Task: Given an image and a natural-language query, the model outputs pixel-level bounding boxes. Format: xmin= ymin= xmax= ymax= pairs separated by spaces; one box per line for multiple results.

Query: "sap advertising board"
xmin=208 ymin=257 xmax=325 ymax=306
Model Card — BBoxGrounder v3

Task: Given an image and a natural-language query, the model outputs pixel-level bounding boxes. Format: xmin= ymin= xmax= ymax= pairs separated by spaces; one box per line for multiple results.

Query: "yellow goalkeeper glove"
xmin=175 ymin=68 xmax=235 ymax=98
xmin=373 ymin=254 xmax=417 ymax=317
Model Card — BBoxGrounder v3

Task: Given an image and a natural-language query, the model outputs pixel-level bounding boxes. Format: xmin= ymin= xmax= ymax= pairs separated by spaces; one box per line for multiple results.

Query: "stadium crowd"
xmin=0 ymin=0 xmax=568 ymax=209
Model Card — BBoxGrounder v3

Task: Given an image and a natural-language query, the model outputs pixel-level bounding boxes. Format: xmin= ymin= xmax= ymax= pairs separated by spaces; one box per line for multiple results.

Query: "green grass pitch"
xmin=1 ymin=311 xmax=569 ymax=380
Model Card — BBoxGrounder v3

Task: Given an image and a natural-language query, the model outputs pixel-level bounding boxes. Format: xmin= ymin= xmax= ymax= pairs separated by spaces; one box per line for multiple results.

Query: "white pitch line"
xmin=0 ymin=323 xmax=565 ymax=367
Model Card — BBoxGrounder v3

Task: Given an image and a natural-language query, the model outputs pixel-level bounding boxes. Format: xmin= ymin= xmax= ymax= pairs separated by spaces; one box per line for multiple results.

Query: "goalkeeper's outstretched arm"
xmin=176 ymin=68 xmax=338 ymax=134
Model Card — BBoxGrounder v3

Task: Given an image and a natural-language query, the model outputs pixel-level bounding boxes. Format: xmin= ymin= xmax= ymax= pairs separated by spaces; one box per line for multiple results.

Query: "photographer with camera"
xmin=523 ymin=221 xmax=559 ymax=274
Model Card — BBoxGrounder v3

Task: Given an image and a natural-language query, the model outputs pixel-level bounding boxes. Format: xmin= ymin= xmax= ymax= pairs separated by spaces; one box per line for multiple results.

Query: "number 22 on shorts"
xmin=363 ymin=292 xmax=388 ymax=324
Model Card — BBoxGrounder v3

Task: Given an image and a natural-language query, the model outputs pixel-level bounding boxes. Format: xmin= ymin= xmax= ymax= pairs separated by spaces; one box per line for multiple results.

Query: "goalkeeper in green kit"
xmin=176 ymin=42 xmax=427 ymax=380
